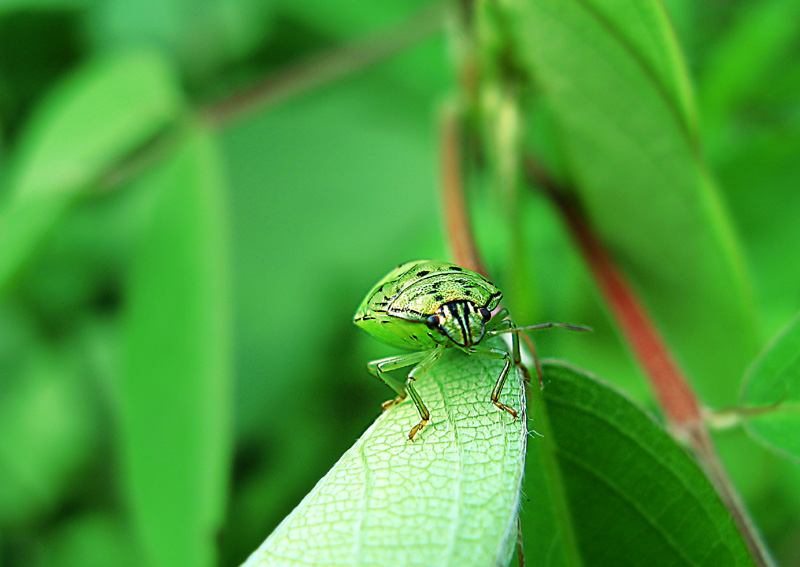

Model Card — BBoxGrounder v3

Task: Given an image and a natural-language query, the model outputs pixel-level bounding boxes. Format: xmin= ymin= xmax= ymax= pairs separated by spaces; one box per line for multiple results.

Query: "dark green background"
xmin=1 ymin=1 xmax=798 ymax=566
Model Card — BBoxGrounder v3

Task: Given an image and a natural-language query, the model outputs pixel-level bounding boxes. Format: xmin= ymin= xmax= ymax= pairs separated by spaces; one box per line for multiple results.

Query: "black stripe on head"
xmin=450 ymin=303 xmax=467 ymax=346
xmin=459 ymin=302 xmax=472 ymax=346
xmin=463 ymin=302 xmax=477 ymax=345
xmin=439 ymin=301 xmax=471 ymax=347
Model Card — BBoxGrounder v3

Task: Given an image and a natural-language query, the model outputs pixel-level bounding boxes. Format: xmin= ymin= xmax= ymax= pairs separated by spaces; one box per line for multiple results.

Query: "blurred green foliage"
xmin=0 ymin=0 xmax=799 ymax=566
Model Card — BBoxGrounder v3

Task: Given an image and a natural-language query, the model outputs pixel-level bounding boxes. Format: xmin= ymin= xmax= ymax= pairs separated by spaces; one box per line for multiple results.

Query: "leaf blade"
xmin=243 ymin=345 xmax=526 ymax=567
xmin=742 ymin=311 xmax=800 ymax=464
xmin=118 ymin=125 xmax=232 ymax=567
xmin=0 ymin=49 xmax=180 ymax=297
xmin=519 ymin=361 xmax=584 ymax=567
xmin=509 ymin=0 xmax=758 ymax=404
xmin=535 ymin=362 xmax=756 ymax=566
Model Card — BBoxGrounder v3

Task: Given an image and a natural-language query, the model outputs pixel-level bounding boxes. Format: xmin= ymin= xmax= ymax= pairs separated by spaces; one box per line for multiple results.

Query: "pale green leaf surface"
xmin=508 ymin=0 xmax=757 ymax=405
xmin=0 ymin=49 xmax=180 ymax=296
xmin=119 ymin=125 xmax=232 ymax=567
xmin=742 ymin=311 xmax=800 ymax=463
xmin=532 ymin=362 xmax=756 ymax=566
xmin=243 ymin=345 xmax=526 ymax=567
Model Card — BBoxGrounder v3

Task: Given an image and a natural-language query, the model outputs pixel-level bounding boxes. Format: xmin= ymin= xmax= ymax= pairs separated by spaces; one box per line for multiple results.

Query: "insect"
xmin=354 ymin=260 xmax=589 ymax=440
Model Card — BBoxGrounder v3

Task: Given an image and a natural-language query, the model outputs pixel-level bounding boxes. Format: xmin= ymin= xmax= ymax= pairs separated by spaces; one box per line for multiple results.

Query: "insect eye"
xmin=479 ymin=307 xmax=492 ymax=322
xmin=426 ymin=315 xmax=440 ymax=330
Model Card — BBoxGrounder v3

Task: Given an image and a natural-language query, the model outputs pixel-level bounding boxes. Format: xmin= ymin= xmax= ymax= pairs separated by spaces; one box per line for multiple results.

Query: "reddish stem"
xmin=525 ymin=157 xmax=774 ymax=567
xmin=559 ymin=199 xmax=702 ymax=428
xmin=523 ymin=158 xmax=701 ymax=428
xmin=204 ymin=5 xmax=443 ymax=127
xmin=440 ymin=108 xmax=488 ymax=277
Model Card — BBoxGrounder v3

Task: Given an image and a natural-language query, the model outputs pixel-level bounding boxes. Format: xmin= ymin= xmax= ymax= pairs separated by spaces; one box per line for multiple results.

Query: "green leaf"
xmin=741 ymin=311 xmax=800 ymax=463
xmin=518 ymin=362 xmax=584 ymax=567
xmin=0 ymin=342 xmax=96 ymax=526
xmin=698 ymin=0 xmax=800 ymax=136
xmin=0 ymin=49 xmax=181 ymax=297
xmin=719 ymin=125 xmax=800 ymax=336
xmin=527 ymin=362 xmax=756 ymax=566
xmin=242 ymin=345 xmax=526 ymax=567
xmin=507 ymin=0 xmax=758 ymax=405
xmin=38 ymin=512 xmax=146 ymax=567
xmin=118 ymin=125 xmax=232 ymax=567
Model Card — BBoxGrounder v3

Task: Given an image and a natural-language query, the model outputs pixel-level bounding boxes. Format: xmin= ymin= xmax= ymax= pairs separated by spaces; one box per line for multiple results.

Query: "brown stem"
xmin=559 ymin=197 xmax=701 ymax=428
xmin=524 ymin=156 xmax=775 ymax=567
xmin=440 ymin=105 xmax=539 ymax=567
xmin=203 ymin=4 xmax=444 ymax=128
xmin=440 ymin=106 xmax=487 ymax=276
xmin=440 ymin=110 xmax=544 ymax=389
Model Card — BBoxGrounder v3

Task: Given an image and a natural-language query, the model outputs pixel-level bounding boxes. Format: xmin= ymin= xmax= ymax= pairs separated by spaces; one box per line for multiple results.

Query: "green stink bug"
xmin=354 ymin=260 xmax=589 ymax=440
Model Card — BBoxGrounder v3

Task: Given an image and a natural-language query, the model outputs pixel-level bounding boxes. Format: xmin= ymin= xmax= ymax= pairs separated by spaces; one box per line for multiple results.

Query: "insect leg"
xmin=486 ymin=318 xmax=521 ymax=364
xmin=487 ymin=316 xmax=539 ymax=387
xmin=469 ymin=345 xmax=518 ymax=419
xmin=404 ymin=345 xmax=445 ymax=440
xmin=367 ymin=351 xmax=429 ymax=409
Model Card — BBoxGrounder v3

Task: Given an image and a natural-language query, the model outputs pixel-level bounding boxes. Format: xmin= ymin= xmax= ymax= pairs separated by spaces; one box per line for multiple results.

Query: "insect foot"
xmin=492 ymin=401 xmax=518 ymax=419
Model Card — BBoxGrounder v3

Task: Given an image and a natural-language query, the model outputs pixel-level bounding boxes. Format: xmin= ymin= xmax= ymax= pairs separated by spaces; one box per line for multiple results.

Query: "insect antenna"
xmin=487 ymin=322 xmax=592 ymax=336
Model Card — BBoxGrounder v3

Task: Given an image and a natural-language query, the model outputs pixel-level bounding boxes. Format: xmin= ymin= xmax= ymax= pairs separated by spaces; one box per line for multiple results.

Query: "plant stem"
xmin=440 ymin=105 xmax=487 ymax=277
xmin=524 ymin=156 xmax=775 ymax=567
xmin=440 ymin=106 xmax=544 ymax=387
xmin=203 ymin=4 xmax=444 ymax=128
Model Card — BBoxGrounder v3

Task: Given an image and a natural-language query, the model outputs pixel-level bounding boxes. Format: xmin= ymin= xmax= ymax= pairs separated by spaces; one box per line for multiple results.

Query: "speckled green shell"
xmin=354 ymin=260 xmax=502 ymax=350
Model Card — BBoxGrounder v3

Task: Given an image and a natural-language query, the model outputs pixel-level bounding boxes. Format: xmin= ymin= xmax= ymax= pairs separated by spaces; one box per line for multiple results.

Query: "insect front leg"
xmin=487 ymin=313 xmax=538 ymax=386
xmin=367 ymin=351 xmax=429 ymax=410
xmin=485 ymin=313 xmax=521 ymax=365
xmin=404 ymin=344 xmax=445 ymax=440
xmin=468 ymin=345 xmax=518 ymax=419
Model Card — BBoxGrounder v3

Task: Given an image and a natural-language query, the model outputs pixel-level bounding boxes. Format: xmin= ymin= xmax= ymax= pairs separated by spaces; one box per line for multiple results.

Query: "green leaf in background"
xmin=741 ymin=311 xmax=800 ymax=464
xmin=118 ymin=125 xmax=232 ymax=567
xmin=215 ymin=34 xmax=451 ymax=563
xmin=529 ymin=361 xmax=756 ymax=566
xmin=0 ymin=49 xmax=180 ymax=297
xmin=36 ymin=512 xmax=145 ymax=567
xmin=0 ymin=336 xmax=96 ymax=526
xmin=506 ymin=0 xmax=758 ymax=405
xmin=698 ymin=0 xmax=800 ymax=141
xmin=243 ymin=344 xmax=525 ymax=567
xmin=518 ymin=359 xmax=584 ymax=567
xmin=717 ymin=124 xmax=800 ymax=337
